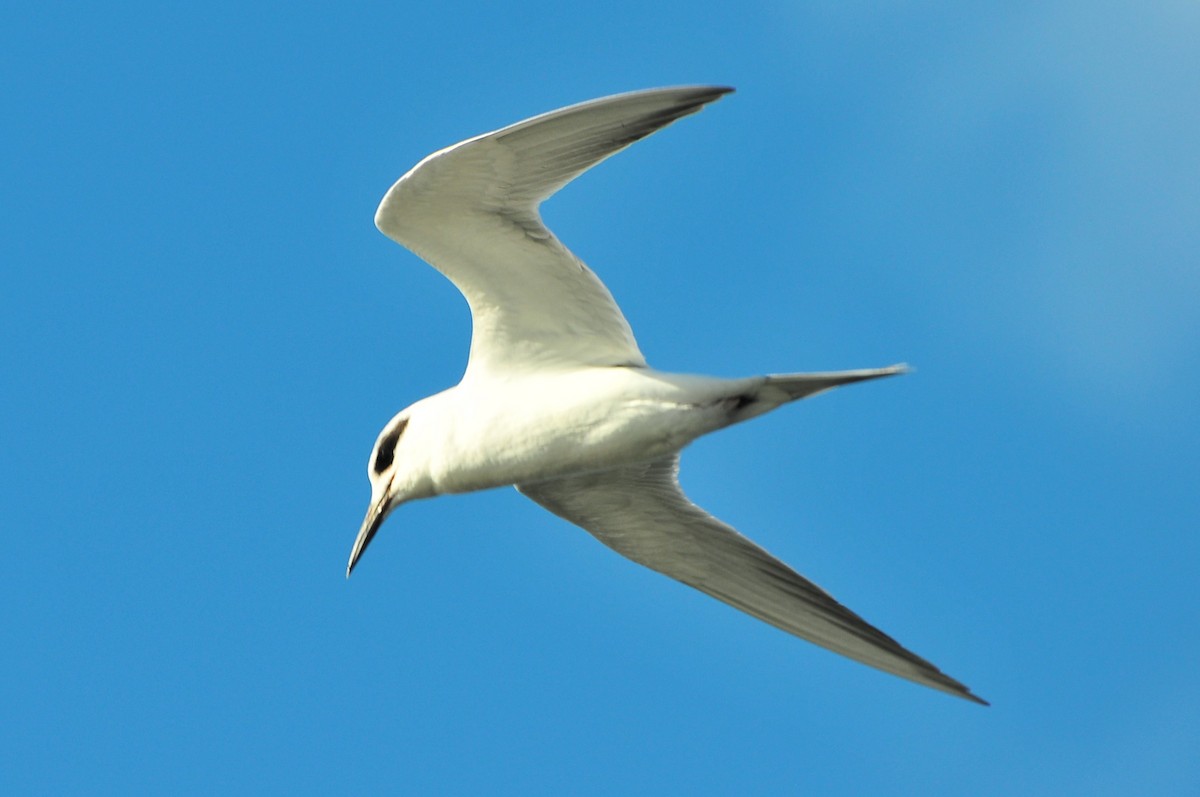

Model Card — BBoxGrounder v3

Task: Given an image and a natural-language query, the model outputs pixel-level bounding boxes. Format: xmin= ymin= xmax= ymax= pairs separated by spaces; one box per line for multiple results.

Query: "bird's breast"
xmin=425 ymin=368 xmax=745 ymax=494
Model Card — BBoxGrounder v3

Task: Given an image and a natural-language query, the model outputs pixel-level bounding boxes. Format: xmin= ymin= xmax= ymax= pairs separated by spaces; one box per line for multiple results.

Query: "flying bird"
xmin=349 ymin=86 xmax=985 ymax=704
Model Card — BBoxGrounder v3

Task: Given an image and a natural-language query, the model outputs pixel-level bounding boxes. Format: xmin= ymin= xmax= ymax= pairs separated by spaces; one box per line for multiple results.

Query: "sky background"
xmin=4 ymin=1 xmax=1198 ymax=794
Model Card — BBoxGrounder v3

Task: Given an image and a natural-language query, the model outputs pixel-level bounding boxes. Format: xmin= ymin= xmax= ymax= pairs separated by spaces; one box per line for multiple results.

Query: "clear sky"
xmin=4 ymin=2 xmax=1198 ymax=794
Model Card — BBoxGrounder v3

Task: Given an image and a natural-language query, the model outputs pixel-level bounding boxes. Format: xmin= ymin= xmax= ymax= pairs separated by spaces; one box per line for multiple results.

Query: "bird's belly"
xmin=430 ymin=372 xmax=741 ymax=493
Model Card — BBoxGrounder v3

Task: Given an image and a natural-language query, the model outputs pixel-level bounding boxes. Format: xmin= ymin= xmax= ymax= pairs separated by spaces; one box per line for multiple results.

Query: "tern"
xmin=348 ymin=86 xmax=985 ymax=704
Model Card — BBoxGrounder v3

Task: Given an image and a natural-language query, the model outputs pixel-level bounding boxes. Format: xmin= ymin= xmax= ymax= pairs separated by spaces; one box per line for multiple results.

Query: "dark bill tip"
xmin=346 ymin=497 xmax=391 ymax=578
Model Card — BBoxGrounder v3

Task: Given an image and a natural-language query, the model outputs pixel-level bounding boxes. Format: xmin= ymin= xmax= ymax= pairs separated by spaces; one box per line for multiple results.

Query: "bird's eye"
xmin=372 ymin=418 xmax=408 ymax=474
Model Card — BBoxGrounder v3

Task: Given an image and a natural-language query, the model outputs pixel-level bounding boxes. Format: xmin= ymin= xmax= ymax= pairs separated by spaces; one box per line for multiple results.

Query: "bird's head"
xmin=346 ymin=410 xmax=431 ymax=577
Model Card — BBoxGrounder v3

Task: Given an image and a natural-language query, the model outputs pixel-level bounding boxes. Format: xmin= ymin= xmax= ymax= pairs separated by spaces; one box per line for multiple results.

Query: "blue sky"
xmin=4 ymin=1 xmax=1198 ymax=794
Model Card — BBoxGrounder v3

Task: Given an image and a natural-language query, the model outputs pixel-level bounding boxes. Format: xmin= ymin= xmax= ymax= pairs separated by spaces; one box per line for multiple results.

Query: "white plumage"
xmin=349 ymin=86 xmax=985 ymax=705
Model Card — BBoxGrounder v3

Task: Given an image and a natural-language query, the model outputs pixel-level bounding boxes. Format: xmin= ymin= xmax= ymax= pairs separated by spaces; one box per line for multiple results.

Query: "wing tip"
xmin=927 ymin=671 xmax=989 ymax=706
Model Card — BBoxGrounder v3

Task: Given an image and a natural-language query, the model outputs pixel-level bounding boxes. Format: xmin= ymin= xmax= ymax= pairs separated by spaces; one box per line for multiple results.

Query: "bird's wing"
xmin=517 ymin=456 xmax=986 ymax=704
xmin=374 ymin=86 xmax=733 ymax=377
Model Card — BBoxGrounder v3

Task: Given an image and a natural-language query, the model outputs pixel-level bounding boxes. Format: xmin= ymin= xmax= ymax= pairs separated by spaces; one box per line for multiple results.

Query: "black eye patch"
xmin=372 ymin=418 xmax=408 ymax=474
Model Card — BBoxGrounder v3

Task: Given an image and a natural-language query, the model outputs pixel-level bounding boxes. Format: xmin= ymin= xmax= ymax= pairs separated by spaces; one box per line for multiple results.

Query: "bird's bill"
xmin=346 ymin=494 xmax=394 ymax=577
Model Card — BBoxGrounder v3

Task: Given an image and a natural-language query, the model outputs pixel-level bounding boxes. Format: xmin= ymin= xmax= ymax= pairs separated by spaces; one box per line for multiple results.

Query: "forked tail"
xmin=764 ymin=363 xmax=910 ymax=403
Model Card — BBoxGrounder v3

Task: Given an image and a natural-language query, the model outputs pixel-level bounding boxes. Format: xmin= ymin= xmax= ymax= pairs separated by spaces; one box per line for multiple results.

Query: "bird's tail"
xmin=760 ymin=363 xmax=910 ymax=403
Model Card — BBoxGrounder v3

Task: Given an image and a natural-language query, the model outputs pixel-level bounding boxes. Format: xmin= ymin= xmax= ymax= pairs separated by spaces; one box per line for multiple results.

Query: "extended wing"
xmin=374 ymin=86 xmax=732 ymax=377
xmin=518 ymin=456 xmax=986 ymax=704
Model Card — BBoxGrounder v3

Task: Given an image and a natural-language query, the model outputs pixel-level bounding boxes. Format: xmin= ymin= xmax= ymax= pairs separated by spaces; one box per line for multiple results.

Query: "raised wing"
xmin=518 ymin=456 xmax=986 ymax=704
xmin=374 ymin=86 xmax=733 ymax=377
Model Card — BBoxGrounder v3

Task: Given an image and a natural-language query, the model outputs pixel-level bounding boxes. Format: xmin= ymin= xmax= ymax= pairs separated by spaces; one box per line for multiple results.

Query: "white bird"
xmin=349 ymin=86 xmax=985 ymax=705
